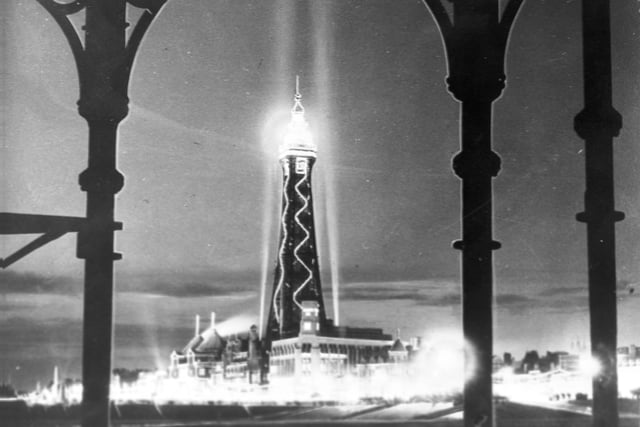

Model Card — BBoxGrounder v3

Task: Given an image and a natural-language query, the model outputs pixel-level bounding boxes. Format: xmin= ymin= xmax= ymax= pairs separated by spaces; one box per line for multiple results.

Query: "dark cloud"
xmin=0 ymin=316 xmax=191 ymax=353
xmin=122 ymin=280 xmax=248 ymax=298
xmin=340 ymin=284 xmax=462 ymax=307
xmin=338 ymin=268 xmax=430 ymax=285
xmin=0 ymin=317 xmax=82 ymax=360
xmin=113 ymin=322 xmax=195 ymax=354
xmin=543 ymin=296 xmax=590 ymax=313
xmin=0 ymin=316 xmax=79 ymax=333
xmin=339 ymin=286 xmax=422 ymax=302
xmin=496 ymin=292 xmax=590 ymax=315
xmin=0 ymin=269 xmax=261 ymax=298
xmin=0 ymin=270 xmax=80 ymax=295
xmin=338 ymin=279 xmax=595 ymax=316
xmin=538 ymin=286 xmax=586 ymax=297
xmin=496 ymin=294 xmax=535 ymax=305
xmin=115 ymin=269 xmax=261 ymax=298
xmin=337 ymin=264 xmax=458 ymax=285
xmin=416 ymin=293 xmax=462 ymax=306
xmin=0 ymin=317 xmax=193 ymax=387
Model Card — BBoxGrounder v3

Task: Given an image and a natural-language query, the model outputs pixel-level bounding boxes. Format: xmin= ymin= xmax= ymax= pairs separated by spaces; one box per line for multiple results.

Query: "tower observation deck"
xmin=266 ymin=79 xmax=327 ymax=341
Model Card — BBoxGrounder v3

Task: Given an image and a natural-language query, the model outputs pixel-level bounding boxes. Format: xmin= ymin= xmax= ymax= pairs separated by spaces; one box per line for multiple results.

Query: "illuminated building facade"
xmin=168 ymin=313 xmax=262 ymax=384
xmin=268 ymin=301 xmax=405 ymax=379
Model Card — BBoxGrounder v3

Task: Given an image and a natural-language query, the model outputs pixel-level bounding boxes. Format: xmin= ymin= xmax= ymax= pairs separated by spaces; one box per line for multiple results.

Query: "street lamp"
xmin=1 ymin=1 xmax=167 ymax=426
xmin=574 ymin=1 xmax=624 ymax=426
xmin=421 ymin=1 xmax=524 ymax=426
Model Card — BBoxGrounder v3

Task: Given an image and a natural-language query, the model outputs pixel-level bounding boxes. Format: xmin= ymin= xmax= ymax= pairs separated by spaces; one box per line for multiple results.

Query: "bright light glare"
xmin=281 ymin=115 xmax=314 ymax=150
xmin=497 ymin=366 xmax=514 ymax=378
xmin=579 ymin=356 xmax=602 ymax=377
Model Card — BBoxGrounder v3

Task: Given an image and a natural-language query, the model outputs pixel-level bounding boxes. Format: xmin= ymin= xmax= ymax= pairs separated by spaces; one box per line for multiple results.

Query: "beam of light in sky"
xmin=257 ymin=1 xmax=296 ymax=339
xmin=258 ymin=114 xmax=281 ymax=339
xmin=258 ymin=139 xmax=277 ymax=340
xmin=310 ymin=0 xmax=341 ymax=325
xmin=579 ymin=355 xmax=602 ymax=378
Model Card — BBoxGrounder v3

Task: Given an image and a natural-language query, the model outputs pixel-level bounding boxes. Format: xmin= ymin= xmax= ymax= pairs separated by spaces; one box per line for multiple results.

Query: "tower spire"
xmin=292 ymin=75 xmax=304 ymax=114
xmin=279 ymin=77 xmax=315 ymax=159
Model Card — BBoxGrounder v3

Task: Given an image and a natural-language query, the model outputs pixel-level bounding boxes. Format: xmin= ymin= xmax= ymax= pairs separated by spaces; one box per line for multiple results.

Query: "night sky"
xmin=2 ymin=0 xmax=639 ymax=390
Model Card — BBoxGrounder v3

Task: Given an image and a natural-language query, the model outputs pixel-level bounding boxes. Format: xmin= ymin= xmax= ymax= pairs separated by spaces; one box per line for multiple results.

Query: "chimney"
xmin=195 ymin=314 xmax=200 ymax=337
xmin=210 ymin=312 xmax=216 ymax=330
xmin=53 ymin=365 xmax=59 ymax=388
xmin=410 ymin=336 xmax=422 ymax=350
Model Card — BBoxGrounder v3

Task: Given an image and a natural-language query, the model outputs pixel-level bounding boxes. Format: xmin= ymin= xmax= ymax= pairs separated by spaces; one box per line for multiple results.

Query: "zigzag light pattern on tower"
xmin=292 ymin=169 xmax=314 ymax=310
xmin=272 ymin=168 xmax=290 ymax=325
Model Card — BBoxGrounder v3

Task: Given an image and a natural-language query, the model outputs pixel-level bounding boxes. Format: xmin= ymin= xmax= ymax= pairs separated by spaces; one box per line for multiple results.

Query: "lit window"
xmin=303 ymin=321 xmax=312 ymax=331
xmin=296 ymin=158 xmax=307 ymax=174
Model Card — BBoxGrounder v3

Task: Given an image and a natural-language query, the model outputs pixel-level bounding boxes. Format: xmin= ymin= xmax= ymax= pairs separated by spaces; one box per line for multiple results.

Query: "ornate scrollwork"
xmin=422 ymin=0 xmax=525 ymax=102
xmin=36 ymin=0 xmax=168 ymax=95
xmin=44 ymin=0 xmax=86 ymax=15
xmin=36 ymin=0 xmax=87 ymax=83
xmin=123 ymin=0 xmax=168 ymax=89
xmin=499 ymin=0 xmax=526 ymax=52
xmin=423 ymin=0 xmax=524 ymax=47
xmin=127 ymin=0 xmax=165 ymax=12
xmin=423 ymin=0 xmax=453 ymax=40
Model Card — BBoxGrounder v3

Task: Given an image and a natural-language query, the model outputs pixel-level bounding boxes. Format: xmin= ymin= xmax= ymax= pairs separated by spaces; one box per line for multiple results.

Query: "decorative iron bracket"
xmin=36 ymin=0 xmax=167 ymax=95
xmin=0 ymin=212 xmax=122 ymax=268
xmin=423 ymin=0 xmax=525 ymax=102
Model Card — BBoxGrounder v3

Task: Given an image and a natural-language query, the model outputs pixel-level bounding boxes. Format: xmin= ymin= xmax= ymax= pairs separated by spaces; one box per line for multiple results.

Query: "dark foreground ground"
xmin=1 ymin=399 xmax=639 ymax=427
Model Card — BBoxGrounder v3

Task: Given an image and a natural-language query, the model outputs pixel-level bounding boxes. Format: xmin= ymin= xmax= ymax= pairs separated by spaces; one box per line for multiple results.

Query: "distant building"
xmin=168 ymin=313 xmax=262 ymax=384
xmin=520 ymin=350 xmax=540 ymax=373
xmin=503 ymin=352 xmax=513 ymax=366
xmin=559 ymin=354 xmax=581 ymax=372
xmin=518 ymin=350 xmax=568 ymax=373
xmin=269 ymin=300 xmax=401 ymax=379
xmin=168 ymin=305 xmax=423 ymax=383
xmin=617 ymin=344 xmax=639 ymax=367
xmin=492 ymin=355 xmax=504 ymax=373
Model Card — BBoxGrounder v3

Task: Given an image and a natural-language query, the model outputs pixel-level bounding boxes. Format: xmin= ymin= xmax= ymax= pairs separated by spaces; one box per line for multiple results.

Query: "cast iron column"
xmin=422 ymin=1 xmax=524 ymax=426
xmin=78 ymin=5 xmax=127 ymax=424
xmin=35 ymin=1 xmax=166 ymax=426
xmin=574 ymin=1 xmax=623 ymax=426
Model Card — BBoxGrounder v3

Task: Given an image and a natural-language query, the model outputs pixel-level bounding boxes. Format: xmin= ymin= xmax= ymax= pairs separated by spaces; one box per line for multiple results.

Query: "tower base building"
xmin=269 ymin=301 xmax=396 ymax=379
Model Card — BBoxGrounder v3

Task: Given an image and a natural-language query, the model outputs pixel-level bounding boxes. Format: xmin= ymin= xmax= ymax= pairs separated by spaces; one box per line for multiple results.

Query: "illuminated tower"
xmin=267 ymin=79 xmax=327 ymax=341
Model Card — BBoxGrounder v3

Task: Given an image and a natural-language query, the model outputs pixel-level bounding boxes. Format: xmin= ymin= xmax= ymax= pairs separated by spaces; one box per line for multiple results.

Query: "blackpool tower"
xmin=266 ymin=79 xmax=327 ymax=342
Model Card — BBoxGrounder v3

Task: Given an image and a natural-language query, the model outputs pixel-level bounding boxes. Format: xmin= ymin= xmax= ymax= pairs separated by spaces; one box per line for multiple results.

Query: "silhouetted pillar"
xmin=422 ymin=1 xmax=523 ymax=426
xmin=574 ymin=1 xmax=623 ymax=426
xmin=77 ymin=4 xmax=127 ymax=424
xmin=35 ymin=1 xmax=166 ymax=426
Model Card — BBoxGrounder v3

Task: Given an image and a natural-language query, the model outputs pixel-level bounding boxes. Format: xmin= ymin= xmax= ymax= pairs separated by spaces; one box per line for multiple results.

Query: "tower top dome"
xmin=279 ymin=76 xmax=316 ymax=159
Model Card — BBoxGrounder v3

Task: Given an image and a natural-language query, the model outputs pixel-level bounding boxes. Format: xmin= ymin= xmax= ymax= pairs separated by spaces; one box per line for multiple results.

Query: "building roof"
xmin=323 ymin=324 xmax=393 ymax=341
xmin=390 ymin=338 xmax=407 ymax=352
xmin=182 ymin=327 xmax=226 ymax=354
